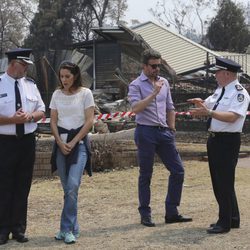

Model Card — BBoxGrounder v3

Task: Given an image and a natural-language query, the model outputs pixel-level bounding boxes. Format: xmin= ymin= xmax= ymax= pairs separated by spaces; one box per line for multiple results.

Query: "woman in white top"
xmin=49 ymin=61 xmax=95 ymax=244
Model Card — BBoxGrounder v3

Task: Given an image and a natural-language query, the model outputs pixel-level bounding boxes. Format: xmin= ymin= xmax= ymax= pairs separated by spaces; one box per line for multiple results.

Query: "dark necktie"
xmin=206 ymin=87 xmax=225 ymax=130
xmin=15 ymin=80 xmax=24 ymax=137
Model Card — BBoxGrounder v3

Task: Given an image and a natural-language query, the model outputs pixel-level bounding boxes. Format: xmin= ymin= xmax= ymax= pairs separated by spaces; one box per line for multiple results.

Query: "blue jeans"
xmin=56 ymin=143 xmax=87 ymax=233
xmin=135 ymin=125 xmax=184 ymax=218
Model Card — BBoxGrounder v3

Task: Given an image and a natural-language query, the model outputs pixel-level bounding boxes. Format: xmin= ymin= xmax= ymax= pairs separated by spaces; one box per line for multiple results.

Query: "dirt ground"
xmin=1 ymin=147 xmax=250 ymax=249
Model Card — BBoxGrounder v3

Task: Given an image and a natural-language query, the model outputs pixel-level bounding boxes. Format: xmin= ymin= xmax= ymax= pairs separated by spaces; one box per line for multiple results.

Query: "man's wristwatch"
xmin=207 ymin=109 xmax=213 ymax=117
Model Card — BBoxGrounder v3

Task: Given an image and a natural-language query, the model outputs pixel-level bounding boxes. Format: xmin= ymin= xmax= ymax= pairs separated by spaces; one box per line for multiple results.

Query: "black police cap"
xmin=5 ymin=48 xmax=33 ymax=65
xmin=209 ymin=57 xmax=242 ymax=73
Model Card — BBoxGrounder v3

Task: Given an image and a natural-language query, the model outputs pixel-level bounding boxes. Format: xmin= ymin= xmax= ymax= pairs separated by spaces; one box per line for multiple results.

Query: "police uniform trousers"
xmin=0 ymin=133 xmax=35 ymax=235
xmin=207 ymin=132 xmax=240 ymax=229
xmin=135 ymin=125 xmax=184 ymax=218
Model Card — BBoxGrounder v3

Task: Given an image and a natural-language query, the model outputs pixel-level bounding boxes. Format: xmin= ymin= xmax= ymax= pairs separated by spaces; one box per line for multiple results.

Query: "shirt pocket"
xmin=217 ymin=98 xmax=231 ymax=111
xmin=0 ymin=95 xmax=14 ymax=116
xmin=206 ymin=96 xmax=217 ymax=109
xmin=219 ymin=98 xmax=231 ymax=105
xmin=26 ymin=95 xmax=38 ymax=112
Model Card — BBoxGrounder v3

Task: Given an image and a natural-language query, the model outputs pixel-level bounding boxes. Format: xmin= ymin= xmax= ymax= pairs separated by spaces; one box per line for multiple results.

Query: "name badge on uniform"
xmin=0 ymin=93 xmax=7 ymax=98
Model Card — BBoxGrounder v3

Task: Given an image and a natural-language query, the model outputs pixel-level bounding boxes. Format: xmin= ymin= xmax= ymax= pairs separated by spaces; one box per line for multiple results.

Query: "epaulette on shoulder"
xmin=25 ymin=77 xmax=35 ymax=84
xmin=235 ymin=84 xmax=243 ymax=91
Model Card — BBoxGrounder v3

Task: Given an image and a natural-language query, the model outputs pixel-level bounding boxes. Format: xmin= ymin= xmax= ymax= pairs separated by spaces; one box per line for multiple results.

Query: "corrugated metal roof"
xmin=132 ymin=22 xmax=221 ymax=75
xmin=88 ymin=24 xmax=176 ymax=78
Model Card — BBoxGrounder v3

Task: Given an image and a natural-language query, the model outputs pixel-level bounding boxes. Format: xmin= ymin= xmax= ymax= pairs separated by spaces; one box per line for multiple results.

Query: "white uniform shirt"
xmin=205 ymin=79 xmax=250 ymax=132
xmin=49 ymin=87 xmax=95 ymax=130
xmin=0 ymin=73 xmax=45 ymax=135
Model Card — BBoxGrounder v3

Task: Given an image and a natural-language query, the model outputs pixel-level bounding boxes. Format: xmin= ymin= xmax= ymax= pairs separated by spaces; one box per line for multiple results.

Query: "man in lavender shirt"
xmin=128 ymin=49 xmax=192 ymax=227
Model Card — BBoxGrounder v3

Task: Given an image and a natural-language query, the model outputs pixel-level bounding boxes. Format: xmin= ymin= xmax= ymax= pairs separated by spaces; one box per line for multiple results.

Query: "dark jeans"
xmin=135 ymin=125 xmax=184 ymax=218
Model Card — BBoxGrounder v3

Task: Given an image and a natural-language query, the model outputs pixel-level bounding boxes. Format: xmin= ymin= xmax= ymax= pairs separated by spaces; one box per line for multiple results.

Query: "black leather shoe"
xmin=12 ymin=233 xmax=29 ymax=243
xmin=165 ymin=214 xmax=192 ymax=224
xmin=141 ymin=217 xmax=156 ymax=227
xmin=210 ymin=222 xmax=239 ymax=229
xmin=0 ymin=234 xmax=9 ymax=245
xmin=207 ymin=225 xmax=230 ymax=234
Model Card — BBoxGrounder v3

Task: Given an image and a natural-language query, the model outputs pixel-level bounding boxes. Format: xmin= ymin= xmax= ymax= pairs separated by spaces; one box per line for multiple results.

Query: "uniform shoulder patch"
xmin=25 ymin=77 xmax=35 ymax=84
xmin=235 ymin=84 xmax=243 ymax=91
xmin=237 ymin=93 xmax=244 ymax=102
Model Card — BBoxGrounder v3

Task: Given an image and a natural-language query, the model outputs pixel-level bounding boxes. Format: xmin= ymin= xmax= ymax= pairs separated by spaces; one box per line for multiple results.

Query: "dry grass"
xmin=1 ymin=157 xmax=250 ymax=249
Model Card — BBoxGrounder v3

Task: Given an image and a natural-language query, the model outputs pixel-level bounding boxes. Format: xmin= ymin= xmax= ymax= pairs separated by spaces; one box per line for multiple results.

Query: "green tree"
xmin=25 ymin=0 xmax=128 ymax=47
xmin=207 ymin=0 xmax=250 ymax=52
xmin=24 ymin=0 xmax=74 ymax=51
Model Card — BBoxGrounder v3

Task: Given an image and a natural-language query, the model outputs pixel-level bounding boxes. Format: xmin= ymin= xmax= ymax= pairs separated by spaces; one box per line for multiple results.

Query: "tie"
xmin=206 ymin=87 xmax=225 ymax=130
xmin=15 ymin=80 xmax=24 ymax=137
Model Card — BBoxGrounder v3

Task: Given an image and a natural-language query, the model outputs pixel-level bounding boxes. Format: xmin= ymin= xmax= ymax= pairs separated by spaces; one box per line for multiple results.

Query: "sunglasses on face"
xmin=148 ymin=64 xmax=161 ymax=69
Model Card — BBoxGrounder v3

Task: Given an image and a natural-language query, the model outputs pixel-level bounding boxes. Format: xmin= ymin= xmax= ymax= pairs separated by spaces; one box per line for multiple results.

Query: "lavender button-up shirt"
xmin=128 ymin=72 xmax=175 ymax=127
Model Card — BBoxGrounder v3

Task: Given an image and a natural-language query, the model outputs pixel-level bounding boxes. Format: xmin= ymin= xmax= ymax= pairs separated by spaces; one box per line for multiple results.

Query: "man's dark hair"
xmin=142 ymin=49 xmax=161 ymax=64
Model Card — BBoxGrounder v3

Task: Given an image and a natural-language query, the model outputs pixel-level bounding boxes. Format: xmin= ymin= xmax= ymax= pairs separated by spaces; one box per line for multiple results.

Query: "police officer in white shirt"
xmin=188 ymin=57 xmax=250 ymax=234
xmin=0 ymin=48 xmax=45 ymax=245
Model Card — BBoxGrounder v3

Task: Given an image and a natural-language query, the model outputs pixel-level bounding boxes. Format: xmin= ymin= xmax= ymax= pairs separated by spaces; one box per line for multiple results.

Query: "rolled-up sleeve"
xmin=128 ymin=82 xmax=141 ymax=107
xmin=165 ymin=80 xmax=175 ymax=110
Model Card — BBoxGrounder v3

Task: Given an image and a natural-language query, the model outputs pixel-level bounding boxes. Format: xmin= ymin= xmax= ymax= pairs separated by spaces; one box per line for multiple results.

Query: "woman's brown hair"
xmin=58 ymin=61 xmax=83 ymax=91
